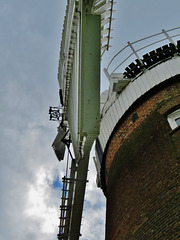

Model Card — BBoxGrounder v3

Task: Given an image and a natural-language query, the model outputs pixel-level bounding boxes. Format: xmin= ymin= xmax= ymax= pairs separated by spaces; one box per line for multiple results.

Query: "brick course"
xmin=104 ymin=80 xmax=180 ymax=240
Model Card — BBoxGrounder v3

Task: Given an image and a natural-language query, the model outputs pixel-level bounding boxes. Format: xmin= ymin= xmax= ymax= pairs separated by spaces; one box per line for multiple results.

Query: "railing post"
xmin=127 ymin=41 xmax=141 ymax=61
xmin=104 ymin=68 xmax=111 ymax=81
xmin=162 ymin=29 xmax=175 ymax=44
xmin=127 ymin=41 xmax=144 ymax=67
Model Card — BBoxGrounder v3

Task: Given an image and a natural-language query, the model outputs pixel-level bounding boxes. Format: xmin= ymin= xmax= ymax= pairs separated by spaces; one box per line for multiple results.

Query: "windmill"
xmin=50 ymin=0 xmax=180 ymax=239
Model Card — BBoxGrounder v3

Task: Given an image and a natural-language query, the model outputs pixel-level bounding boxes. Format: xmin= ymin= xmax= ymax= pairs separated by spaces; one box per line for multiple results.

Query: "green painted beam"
xmin=79 ymin=9 xmax=101 ymax=144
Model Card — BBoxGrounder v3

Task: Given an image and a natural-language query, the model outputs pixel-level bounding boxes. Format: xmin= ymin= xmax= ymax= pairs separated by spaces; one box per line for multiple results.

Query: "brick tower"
xmin=95 ymin=31 xmax=180 ymax=239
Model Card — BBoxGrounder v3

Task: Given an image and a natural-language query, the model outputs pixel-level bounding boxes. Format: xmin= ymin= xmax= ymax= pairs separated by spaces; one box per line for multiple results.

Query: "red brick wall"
xmin=104 ymin=80 xmax=180 ymax=240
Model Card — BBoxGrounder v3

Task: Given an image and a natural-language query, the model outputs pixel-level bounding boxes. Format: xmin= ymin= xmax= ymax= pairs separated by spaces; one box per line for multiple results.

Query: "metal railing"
xmin=105 ymin=27 xmax=180 ymax=75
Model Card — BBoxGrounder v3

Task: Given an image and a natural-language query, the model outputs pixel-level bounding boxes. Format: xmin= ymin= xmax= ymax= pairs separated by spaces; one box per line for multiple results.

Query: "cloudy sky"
xmin=1 ymin=1 xmax=180 ymax=240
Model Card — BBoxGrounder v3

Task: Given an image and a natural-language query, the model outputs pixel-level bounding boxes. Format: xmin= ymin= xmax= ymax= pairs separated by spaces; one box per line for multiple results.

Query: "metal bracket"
xmin=49 ymin=106 xmax=63 ymax=122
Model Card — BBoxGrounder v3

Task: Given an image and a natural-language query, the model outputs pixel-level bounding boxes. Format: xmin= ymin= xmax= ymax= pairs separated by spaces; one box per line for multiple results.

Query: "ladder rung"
xmin=60 ymin=206 xmax=70 ymax=209
xmin=59 ymin=224 xmax=69 ymax=228
xmin=57 ymin=232 xmax=82 ymax=239
xmin=59 ymin=216 xmax=70 ymax=220
xmin=61 ymin=197 xmax=69 ymax=200
xmin=62 ymin=177 xmax=89 ymax=183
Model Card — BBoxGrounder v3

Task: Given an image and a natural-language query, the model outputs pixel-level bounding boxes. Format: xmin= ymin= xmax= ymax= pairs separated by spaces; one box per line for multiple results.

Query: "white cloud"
xmin=25 ymin=168 xmax=59 ymax=234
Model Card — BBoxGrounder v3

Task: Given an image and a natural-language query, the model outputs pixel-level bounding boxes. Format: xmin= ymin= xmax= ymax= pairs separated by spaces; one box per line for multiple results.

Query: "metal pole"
xmin=127 ymin=41 xmax=141 ymax=61
xmin=162 ymin=29 xmax=175 ymax=44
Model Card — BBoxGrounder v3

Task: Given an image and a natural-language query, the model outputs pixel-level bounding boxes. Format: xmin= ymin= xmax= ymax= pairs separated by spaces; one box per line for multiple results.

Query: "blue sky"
xmin=0 ymin=0 xmax=180 ymax=240
xmin=52 ymin=176 xmax=61 ymax=189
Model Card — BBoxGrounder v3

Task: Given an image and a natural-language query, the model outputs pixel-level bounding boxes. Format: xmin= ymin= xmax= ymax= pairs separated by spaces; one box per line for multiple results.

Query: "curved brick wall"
xmin=104 ymin=79 xmax=180 ymax=240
